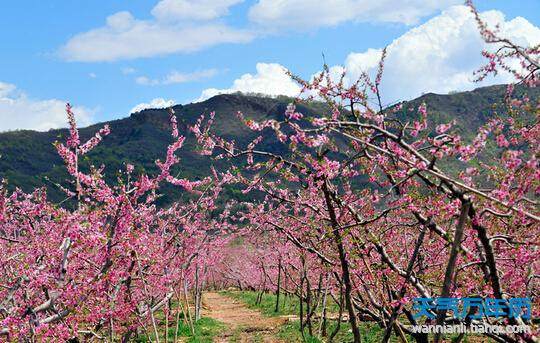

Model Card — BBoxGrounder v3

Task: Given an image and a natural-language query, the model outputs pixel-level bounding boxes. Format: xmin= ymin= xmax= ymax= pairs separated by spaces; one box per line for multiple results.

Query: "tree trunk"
xmin=275 ymin=258 xmax=281 ymax=313
xmin=434 ymin=201 xmax=470 ymax=343
xmin=322 ymin=180 xmax=362 ymax=343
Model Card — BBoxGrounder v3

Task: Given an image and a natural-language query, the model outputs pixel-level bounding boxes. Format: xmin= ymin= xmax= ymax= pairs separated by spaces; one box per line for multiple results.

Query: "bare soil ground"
xmin=203 ymin=292 xmax=288 ymax=342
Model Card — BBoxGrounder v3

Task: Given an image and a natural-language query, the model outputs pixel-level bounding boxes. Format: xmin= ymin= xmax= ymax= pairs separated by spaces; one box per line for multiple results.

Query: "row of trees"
xmin=198 ymin=5 xmax=539 ymax=341
xmin=0 ymin=2 xmax=538 ymax=342
xmin=0 ymin=107 xmax=238 ymax=341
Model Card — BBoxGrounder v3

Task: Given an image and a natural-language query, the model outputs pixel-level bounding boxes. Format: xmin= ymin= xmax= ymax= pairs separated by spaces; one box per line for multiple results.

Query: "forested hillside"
xmin=1 ymin=85 xmax=536 ymax=205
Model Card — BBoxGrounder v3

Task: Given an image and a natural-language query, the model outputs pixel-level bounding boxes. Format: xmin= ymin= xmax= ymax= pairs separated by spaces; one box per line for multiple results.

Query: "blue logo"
xmin=412 ymin=297 xmax=531 ymax=320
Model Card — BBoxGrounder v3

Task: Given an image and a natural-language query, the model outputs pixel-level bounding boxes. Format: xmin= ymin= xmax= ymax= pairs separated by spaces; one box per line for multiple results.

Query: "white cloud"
xmin=89 ymin=72 xmax=97 ymax=78
xmin=248 ymin=0 xmax=461 ymax=30
xmin=197 ymin=63 xmax=301 ymax=101
xmin=122 ymin=67 xmax=136 ymax=75
xmin=195 ymin=6 xmax=540 ymax=104
xmin=135 ymin=76 xmax=159 ymax=86
xmin=152 ymin=0 xmax=243 ymax=22
xmin=0 ymin=82 xmax=95 ymax=132
xmin=0 ymin=82 xmax=15 ymax=97
xmin=136 ymin=69 xmax=218 ymax=86
xmin=130 ymin=98 xmax=176 ymax=113
xmin=60 ymin=2 xmax=253 ymax=62
xmin=327 ymin=5 xmax=540 ymax=104
xmin=61 ymin=19 xmax=253 ymax=62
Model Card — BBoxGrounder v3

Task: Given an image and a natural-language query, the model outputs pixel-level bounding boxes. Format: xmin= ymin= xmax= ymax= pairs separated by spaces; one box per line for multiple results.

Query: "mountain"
xmin=0 ymin=94 xmax=329 ymax=205
xmin=0 ymin=85 xmax=537 ymax=205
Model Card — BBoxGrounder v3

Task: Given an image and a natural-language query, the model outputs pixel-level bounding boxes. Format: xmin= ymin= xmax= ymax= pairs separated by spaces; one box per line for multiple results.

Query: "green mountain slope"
xmin=0 ymin=85 xmax=537 ymax=205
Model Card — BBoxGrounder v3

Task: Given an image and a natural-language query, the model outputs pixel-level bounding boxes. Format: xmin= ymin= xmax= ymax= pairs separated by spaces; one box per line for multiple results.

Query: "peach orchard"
xmin=0 ymin=3 xmax=539 ymax=342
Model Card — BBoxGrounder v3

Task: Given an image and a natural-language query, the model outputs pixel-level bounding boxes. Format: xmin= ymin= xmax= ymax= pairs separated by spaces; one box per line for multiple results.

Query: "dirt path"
xmin=203 ymin=292 xmax=288 ymax=342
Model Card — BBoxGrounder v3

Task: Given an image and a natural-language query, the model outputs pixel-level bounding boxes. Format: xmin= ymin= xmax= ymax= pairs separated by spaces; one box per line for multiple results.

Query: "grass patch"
xmin=136 ymin=316 xmax=225 ymax=343
xmin=276 ymin=319 xmax=406 ymax=343
xmin=222 ymin=290 xmax=340 ymax=317
xmin=275 ymin=318 xmax=495 ymax=343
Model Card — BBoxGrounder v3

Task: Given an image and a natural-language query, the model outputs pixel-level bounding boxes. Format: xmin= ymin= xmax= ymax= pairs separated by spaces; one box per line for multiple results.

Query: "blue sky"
xmin=0 ymin=0 xmax=539 ymax=131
